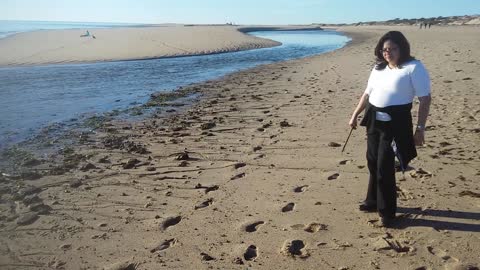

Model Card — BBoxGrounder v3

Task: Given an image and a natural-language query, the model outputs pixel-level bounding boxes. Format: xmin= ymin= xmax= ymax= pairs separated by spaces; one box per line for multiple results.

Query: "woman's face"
xmin=381 ymin=40 xmax=400 ymax=65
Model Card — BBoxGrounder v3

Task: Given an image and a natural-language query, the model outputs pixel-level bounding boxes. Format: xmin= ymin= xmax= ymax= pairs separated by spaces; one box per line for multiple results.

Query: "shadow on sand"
xmin=395 ymin=207 xmax=480 ymax=232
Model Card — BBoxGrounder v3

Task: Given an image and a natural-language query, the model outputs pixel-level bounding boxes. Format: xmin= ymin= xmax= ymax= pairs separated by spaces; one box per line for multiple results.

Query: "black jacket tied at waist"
xmin=359 ymin=101 xmax=417 ymax=169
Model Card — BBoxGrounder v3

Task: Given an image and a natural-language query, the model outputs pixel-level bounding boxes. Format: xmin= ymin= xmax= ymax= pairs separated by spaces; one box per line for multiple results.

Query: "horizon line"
xmin=1 ymin=13 xmax=479 ymax=26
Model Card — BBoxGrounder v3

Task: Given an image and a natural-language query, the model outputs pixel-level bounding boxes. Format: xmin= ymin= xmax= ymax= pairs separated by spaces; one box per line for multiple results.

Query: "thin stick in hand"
xmin=341 ymin=127 xmax=354 ymax=153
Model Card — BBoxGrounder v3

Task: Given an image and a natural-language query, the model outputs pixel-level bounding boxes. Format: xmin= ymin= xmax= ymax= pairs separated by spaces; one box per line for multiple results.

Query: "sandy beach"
xmin=0 ymin=25 xmax=479 ymax=269
xmin=0 ymin=25 xmax=323 ymax=67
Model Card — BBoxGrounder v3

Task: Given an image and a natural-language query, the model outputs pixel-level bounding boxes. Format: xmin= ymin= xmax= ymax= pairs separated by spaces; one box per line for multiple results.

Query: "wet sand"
xmin=0 ymin=25 xmax=479 ymax=269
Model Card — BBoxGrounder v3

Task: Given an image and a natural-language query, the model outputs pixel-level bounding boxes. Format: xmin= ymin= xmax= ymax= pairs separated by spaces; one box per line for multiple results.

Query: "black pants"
xmin=365 ymin=120 xmax=397 ymax=218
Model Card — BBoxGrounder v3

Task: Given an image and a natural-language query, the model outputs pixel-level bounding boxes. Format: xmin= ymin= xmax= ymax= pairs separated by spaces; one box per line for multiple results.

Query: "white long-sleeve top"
xmin=365 ymin=59 xmax=431 ymax=108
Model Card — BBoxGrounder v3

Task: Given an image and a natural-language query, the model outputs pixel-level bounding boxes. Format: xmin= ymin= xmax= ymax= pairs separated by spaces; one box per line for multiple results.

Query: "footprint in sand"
xmin=194 ymin=184 xmax=219 ymax=194
xmin=200 ymin=252 xmax=215 ymax=261
xmin=230 ymin=172 xmax=246 ymax=180
xmin=204 ymin=185 xmax=219 ymax=193
xmin=150 ymin=238 xmax=177 ymax=253
xmin=327 ymin=142 xmax=341 ymax=148
xmin=293 ymin=185 xmax=308 ymax=193
xmin=444 ymin=262 xmax=479 ymax=270
xmin=244 ymin=221 xmax=265 ymax=232
xmin=282 ymin=202 xmax=295 ymax=212
xmin=427 ymin=245 xmax=458 ymax=262
xmin=327 ymin=173 xmax=340 ymax=180
xmin=160 ymin=216 xmax=182 ymax=231
xmin=459 ymin=190 xmax=480 ymax=198
xmin=234 ymin=162 xmax=247 ymax=169
xmin=339 ymin=159 xmax=351 ymax=165
xmin=396 ymin=186 xmax=415 ymax=201
xmin=244 ymin=245 xmax=258 ymax=261
xmin=291 ymin=223 xmax=328 ymax=232
xmin=194 ymin=198 xmax=214 ymax=210
xmin=16 ymin=212 xmax=39 ymax=226
xmin=408 ymin=168 xmax=432 ymax=179
xmin=281 ymin=240 xmax=310 ymax=258
xmin=304 ymin=223 xmax=328 ymax=233
xmin=253 ymin=154 xmax=265 ymax=160
xmin=439 ymin=141 xmax=452 ymax=147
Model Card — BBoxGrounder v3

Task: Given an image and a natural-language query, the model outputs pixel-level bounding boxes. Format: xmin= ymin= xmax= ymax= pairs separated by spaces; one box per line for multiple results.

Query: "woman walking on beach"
xmin=348 ymin=31 xmax=432 ymax=227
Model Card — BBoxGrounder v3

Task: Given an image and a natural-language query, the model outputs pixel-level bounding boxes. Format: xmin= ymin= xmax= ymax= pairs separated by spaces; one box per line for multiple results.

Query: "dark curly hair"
xmin=374 ymin=31 xmax=415 ymax=70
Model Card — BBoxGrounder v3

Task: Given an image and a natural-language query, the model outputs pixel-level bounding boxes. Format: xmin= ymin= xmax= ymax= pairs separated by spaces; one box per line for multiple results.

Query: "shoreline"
xmin=0 ymin=27 xmax=349 ymax=151
xmin=0 ymin=25 xmax=328 ymax=67
xmin=0 ymin=28 xmax=349 ymax=160
xmin=0 ymin=26 xmax=350 ymax=150
xmin=0 ymin=25 xmax=479 ymax=269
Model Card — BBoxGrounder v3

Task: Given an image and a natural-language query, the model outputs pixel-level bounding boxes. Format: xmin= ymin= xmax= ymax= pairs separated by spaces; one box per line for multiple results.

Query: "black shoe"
xmin=359 ymin=201 xmax=376 ymax=212
xmin=380 ymin=216 xmax=395 ymax=228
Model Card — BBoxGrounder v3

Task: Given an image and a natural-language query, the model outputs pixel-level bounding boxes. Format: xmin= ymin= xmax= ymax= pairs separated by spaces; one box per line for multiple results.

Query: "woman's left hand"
xmin=414 ymin=130 xmax=425 ymax=146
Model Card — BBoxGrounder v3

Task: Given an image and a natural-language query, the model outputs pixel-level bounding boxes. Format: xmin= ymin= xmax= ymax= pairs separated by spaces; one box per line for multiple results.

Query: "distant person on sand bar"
xmin=349 ymin=31 xmax=432 ymax=227
xmin=80 ymin=30 xmax=90 ymax=37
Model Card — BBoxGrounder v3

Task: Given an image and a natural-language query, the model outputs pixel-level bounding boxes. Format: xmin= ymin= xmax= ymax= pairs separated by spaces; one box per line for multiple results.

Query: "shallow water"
xmin=0 ymin=30 xmax=350 ymax=148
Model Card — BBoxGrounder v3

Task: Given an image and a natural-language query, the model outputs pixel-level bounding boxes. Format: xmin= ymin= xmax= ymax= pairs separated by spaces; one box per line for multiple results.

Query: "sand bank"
xmin=0 ymin=25 xmax=323 ymax=67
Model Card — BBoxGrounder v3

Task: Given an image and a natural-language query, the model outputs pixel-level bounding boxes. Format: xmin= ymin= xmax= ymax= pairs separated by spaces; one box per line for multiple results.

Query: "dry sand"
xmin=0 ymin=25 xmax=479 ymax=269
xmin=0 ymin=25 xmax=321 ymax=67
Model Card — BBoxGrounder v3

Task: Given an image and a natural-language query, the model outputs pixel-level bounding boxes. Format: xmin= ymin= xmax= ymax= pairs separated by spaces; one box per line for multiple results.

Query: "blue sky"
xmin=1 ymin=0 xmax=479 ymax=24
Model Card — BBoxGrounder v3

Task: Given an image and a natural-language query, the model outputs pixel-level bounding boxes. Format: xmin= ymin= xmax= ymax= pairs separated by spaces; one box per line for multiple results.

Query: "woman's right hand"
xmin=349 ymin=93 xmax=368 ymax=130
xmin=349 ymin=115 xmax=358 ymax=129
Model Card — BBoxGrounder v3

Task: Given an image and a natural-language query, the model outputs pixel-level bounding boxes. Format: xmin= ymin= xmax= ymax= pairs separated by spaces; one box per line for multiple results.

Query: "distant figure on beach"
xmin=419 ymin=23 xmax=423 ymax=29
xmin=428 ymin=22 xmax=432 ymax=28
xmin=80 ymin=30 xmax=90 ymax=37
xmin=349 ymin=31 xmax=432 ymax=227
